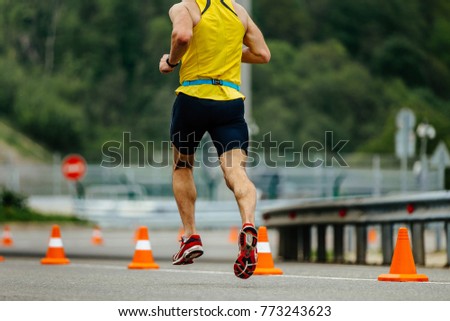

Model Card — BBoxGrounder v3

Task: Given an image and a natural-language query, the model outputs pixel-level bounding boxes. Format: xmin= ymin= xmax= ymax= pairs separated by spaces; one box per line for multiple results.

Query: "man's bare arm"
xmin=160 ymin=4 xmax=194 ymax=74
xmin=242 ymin=15 xmax=270 ymax=64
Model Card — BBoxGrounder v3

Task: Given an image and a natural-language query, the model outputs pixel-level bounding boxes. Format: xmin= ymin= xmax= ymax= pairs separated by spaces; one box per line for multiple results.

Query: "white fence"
xmin=0 ymin=155 xmax=443 ymax=200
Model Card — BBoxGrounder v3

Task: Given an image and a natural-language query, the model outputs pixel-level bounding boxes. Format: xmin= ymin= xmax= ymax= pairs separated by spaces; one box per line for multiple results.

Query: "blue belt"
xmin=182 ymin=79 xmax=240 ymax=91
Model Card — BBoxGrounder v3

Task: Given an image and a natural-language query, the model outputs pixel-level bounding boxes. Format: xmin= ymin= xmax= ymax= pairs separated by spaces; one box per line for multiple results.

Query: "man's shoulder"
xmin=170 ymin=1 xmax=200 ymax=22
xmin=231 ymin=2 xmax=248 ymax=28
xmin=171 ymin=2 xmax=188 ymax=12
xmin=179 ymin=0 xmax=199 ymax=11
xmin=170 ymin=1 xmax=194 ymax=12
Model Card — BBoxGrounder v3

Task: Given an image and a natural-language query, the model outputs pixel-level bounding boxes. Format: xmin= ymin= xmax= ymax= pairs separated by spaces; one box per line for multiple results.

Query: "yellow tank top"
xmin=175 ymin=0 xmax=245 ymax=101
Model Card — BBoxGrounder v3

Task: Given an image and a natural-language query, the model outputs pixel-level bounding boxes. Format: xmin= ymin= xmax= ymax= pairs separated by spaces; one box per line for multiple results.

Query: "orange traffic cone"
xmin=0 ymin=256 xmax=4 ymax=262
xmin=228 ymin=226 xmax=239 ymax=243
xmin=378 ymin=227 xmax=428 ymax=282
xmin=91 ymin=226 xmax=104 ymax=245
xmin=128 ymin=226 xmax=159 ymax=269
xmin=2 ymin=225 xmax=13 ymax=246
xmin=368 ymin=227 xmax=377 ymax=245
xmin=41 ymin=225 xmax=70 ymax=265
xmin=254 ymin=226 xmax=283 ymax=275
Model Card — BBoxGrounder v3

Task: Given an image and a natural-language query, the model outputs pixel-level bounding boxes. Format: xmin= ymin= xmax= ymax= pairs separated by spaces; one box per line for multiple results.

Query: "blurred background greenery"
xmin=0 ymin=0 xmax=449 ymax=162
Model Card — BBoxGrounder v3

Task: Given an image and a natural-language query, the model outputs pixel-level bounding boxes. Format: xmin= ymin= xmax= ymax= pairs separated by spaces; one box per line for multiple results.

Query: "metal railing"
xmin=0 ymin=153 xmax=442 ymax=199
xmin=261 ymin=191 xmax=450 ymax=266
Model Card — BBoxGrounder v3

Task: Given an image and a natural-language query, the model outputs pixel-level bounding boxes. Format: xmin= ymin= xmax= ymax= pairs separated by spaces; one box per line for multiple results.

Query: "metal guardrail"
xmin=261 ymin=191 xmax=450 ymax=266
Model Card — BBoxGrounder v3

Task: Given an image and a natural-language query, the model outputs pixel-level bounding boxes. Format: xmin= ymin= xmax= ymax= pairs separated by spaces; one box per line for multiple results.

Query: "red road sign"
xmin=61 ymin=154 xmax=87 ymax=181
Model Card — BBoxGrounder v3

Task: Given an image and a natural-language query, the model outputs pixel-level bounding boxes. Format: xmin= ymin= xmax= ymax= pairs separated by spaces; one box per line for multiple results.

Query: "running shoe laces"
xmin=172 ymin=234 xmax=204 ymax=265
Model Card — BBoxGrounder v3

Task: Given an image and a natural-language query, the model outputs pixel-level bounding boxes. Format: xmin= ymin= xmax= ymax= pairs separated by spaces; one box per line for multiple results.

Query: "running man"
xmin=159 ymin=0 xmax=270 ymax=279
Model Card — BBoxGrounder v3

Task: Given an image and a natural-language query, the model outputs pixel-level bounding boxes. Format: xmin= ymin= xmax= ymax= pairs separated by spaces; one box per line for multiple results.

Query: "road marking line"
xmin=70 ymin=263 xmax=124 ymax=270
xmin=68 ymin=263 xmax=450 ymax=285
xmin=280 ymin=274 xmax=377 ymax=282
xmin=70 ymin=263 xmax=232 ymax=275
xmin=278 ymin=274 xmax=450 ymax=285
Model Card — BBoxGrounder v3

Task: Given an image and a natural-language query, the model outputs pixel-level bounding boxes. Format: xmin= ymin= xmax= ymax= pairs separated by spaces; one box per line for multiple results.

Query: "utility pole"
xmin=237 ymin=0 xmax=258 ymax=137
xmin=416 ymin=122 xmax=436 ymax=191
xmin=395 ymin=108 xmax=416 ymax=192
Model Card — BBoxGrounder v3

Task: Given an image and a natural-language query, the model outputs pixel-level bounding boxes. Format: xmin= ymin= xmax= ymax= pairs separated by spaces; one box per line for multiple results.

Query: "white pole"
xmin=237 ymin=0 xmax=258 ymax=136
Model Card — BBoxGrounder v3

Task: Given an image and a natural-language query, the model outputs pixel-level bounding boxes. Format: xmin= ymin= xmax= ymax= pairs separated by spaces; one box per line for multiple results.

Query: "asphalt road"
xmin=1 ymin=225 xmax=450 ymax=301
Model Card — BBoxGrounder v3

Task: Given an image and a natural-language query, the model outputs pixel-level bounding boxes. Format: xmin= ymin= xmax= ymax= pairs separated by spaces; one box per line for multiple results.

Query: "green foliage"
xmin=0 ymin=188 xmax=87 ymax=223
xmin=13 ymin=74 xmax=86 ymax=152
xmin=253 ymin=40 xmax=389 ymax=151
xmin=0 ymin=206 xmax=88 ymax=223
xmin=0 ymin=0 xmax=450 ymax=160
xmin=0 ymin=57 xmax=22 ymax=117
xmin=1 ymin=188 xmax=26 ymax=209
xmin=254 ymin=0 xmax=313 ymax=45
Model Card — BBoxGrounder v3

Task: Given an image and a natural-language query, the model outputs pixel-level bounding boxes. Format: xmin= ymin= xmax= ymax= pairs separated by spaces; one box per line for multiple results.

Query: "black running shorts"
xmin=170 ymin=93 xmax=249 ymax=156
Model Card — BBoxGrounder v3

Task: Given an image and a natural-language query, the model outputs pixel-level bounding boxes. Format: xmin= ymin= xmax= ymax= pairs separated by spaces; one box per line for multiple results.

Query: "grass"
xmin=0 ymin=119 xmax=52 ymax=163
xmin=0 ymin=189 xmax=89 ymax=225
xmin=0 ymin=206 xmax=89 ymax=224
xmin=0 ymin=123 xmax=86 ymax=224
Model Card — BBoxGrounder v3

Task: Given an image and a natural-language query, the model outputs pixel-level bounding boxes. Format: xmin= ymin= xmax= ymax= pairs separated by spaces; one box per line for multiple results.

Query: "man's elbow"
xmin=260 ymin=49 xmax=271 ymax=63
xmin=172 ymin=30 xmax=192 ymax=46
xmin=255 ymin=48 xmax=270 ymax=63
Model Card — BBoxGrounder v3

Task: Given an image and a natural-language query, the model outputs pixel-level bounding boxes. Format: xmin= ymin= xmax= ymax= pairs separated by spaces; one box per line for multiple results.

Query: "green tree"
xmin=13 ymin=74 xmax=85 ymax=152
xmin=254 ymin=40 xmax=388 ymax=151
xmin=1 ymin=0 xmax=450 ymax=161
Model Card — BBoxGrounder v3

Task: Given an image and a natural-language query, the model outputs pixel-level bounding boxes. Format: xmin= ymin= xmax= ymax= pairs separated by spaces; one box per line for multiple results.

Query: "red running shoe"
xmin=172 ymin=234 xmax=204 ymax=265
xmin=233 ymin=223 xmax=258 ymax=279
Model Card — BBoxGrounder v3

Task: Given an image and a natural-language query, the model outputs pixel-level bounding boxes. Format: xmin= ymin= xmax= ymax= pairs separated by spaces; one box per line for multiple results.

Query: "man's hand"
xmin=159 ymin=54 xmax=175 ymax=74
